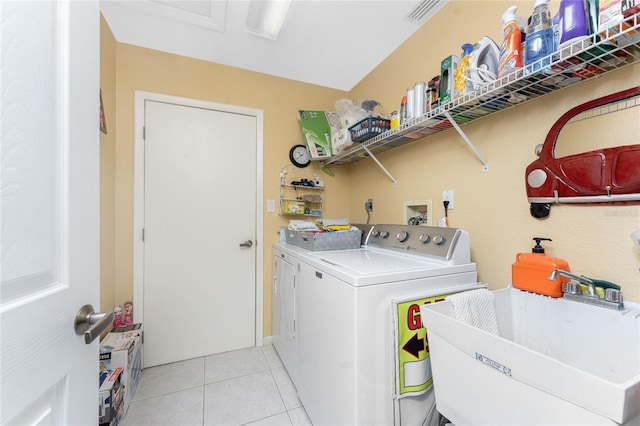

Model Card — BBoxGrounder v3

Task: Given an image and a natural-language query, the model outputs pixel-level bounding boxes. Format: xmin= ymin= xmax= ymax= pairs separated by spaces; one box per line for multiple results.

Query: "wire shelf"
xmin=322 ymin=14 xmax=640 ymax=167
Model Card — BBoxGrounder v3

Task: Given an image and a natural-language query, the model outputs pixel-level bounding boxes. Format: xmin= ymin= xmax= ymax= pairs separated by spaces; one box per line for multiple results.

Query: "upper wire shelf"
xmin=322 ymin=14 xmax=640 ymax=167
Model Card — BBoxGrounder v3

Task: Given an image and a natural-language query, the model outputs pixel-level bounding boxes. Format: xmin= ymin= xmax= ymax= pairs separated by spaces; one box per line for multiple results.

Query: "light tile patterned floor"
xmin=120 ymin=345 xmax=312 ymax=426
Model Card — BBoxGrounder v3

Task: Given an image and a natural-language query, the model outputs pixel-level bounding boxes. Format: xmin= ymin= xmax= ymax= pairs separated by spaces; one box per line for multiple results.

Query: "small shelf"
xmin=281 ymin=184 xmax=324 ymax=190
xmin=321 ymin=15 xmax=640 ymax=167
xmin=279 ymin=168 xmax=324 ymax=217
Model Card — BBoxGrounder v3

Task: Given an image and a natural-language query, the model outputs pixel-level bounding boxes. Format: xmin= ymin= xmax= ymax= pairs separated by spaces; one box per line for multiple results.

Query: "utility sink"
xmin=420 ymin=288 xmax=640 ymax=425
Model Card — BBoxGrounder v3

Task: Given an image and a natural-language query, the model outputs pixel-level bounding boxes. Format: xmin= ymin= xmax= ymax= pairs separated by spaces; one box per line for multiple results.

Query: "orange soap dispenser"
xmin=512 ymin=237 xmax=570 ymax=297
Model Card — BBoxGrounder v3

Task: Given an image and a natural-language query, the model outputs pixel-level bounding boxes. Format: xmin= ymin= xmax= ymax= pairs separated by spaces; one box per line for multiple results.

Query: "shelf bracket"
xmin=363 ymin=146 xmax=398 ymax=186
xmin=443 ymin=111 xmax=489 ymax=172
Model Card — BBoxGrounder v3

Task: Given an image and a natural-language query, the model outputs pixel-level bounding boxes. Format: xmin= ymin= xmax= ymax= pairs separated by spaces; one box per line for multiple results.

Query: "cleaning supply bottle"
xmin=498 ymin=6 xmax=523 ymax=78
xmin=511 ymin=237 xmax=570 ymax=298
xmin=524 ymin=0 xmax=555 ymax=73
xmin=454 ymin=43 xmax=474 ymax=98
xmin=557 ymin=0 xmax=590 ymax=49
xmin=399 ymin=95 xmax=407 ymax=124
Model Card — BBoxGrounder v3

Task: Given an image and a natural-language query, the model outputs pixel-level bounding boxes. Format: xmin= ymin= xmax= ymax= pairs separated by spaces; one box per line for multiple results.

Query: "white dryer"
xmin=273 ymin=224 xmax=484 ymax=426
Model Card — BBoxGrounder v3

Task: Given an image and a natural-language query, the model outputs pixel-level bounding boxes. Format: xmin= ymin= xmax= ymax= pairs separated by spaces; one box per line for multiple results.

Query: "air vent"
xmin=405 ymin=0 xmax=448 ymax=24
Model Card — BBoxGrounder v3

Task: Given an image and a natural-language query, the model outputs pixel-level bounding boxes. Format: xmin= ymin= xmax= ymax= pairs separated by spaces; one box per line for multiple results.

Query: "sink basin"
xmin=420 ymin=288 xmax=640 ymax=425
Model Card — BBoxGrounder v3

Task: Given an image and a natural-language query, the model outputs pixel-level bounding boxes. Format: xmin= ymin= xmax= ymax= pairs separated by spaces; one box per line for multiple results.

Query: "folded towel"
xmin=316 ymin=218 xmax=350 ymax=226
xmin=288 ymin=220 xmax=320 ymax=231
xmin=446 ymin=289 xmax=499 ymax=335
xmin=323 ymin=225 xmax=352 ymax=231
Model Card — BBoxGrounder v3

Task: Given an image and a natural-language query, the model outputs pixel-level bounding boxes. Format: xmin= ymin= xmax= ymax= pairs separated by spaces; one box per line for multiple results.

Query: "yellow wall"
xmin=101 ymin=1 xmax=640 ymax=339
xmin=100 ymin=14 xmax=117 ymax=314
xmin=346 ymin=1 xmax=640 ymax=302
xmin=111 ymin=42 xmax=351 ymax=336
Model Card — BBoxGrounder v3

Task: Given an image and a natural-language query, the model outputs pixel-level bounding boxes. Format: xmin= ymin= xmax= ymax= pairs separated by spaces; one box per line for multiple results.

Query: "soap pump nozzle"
xmin=532 ymin=237 xmax=552 ymax=253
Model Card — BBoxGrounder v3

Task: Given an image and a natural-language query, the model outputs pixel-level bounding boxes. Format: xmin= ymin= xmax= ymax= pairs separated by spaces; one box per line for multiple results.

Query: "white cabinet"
xmin=271 ymin=246 xmax=300 ymax=388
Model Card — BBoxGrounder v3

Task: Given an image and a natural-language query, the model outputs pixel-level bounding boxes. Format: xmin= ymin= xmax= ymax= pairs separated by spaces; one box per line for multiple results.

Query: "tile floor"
xmin=120 ymin=345 xmax=312 ymax=426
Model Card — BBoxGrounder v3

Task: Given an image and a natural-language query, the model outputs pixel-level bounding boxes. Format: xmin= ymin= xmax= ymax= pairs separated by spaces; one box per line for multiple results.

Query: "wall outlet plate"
xmin=443 ymin=190 xmax=454 ymax=209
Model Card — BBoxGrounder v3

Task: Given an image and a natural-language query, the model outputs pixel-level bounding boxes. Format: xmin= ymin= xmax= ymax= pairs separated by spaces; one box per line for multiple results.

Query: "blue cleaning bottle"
xmin=524 ymin=0 xmax=555 ymax=73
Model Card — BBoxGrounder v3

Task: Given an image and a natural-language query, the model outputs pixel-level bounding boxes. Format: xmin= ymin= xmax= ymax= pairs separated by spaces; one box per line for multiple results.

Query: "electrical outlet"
xmin=365 ymin=198 xmax=373 ymax=212
xmin=442 ymin=190 xmax=454 ymax=209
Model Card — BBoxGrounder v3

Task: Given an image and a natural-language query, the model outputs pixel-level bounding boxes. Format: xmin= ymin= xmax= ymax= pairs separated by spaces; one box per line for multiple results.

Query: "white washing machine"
xmin=272 ymin=224 xmax=484 ymax=426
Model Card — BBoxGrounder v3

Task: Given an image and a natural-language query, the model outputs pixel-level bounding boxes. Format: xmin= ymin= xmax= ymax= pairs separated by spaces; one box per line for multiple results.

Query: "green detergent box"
xmin=439 ymin=55 xmax=460 ymax=106
xmin=298 ymin=110 xmax=332 ymax=159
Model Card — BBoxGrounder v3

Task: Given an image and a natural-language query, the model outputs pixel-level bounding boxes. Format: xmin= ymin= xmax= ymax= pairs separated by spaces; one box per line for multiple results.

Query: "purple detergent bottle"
xmin=557 ymin=0 xmax=590 ymax=49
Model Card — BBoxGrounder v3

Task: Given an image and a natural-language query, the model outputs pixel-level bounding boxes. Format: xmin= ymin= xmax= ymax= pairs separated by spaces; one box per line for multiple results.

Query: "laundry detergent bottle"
xmin=498 ymin=5 xmax=523 ymax=78
xmin=557 ymin=0 xmax=590 ymax=49
xmin=524 ymin=0 xmax=555 ymax=73
xmin=511 ymin=237 xmax=570 ymax=298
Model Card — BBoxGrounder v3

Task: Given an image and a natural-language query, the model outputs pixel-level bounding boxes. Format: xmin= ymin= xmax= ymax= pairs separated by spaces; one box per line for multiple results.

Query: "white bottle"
xmin=406 ymin=87 xmax=415 ymax=120
xmin=414 ymin=81 xmax=426 ymax=117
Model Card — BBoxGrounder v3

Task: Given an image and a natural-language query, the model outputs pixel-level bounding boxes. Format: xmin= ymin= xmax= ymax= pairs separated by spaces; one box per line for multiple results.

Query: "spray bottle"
xmin=524 ymin=0 xmax=554 ymax=73
xmin=498 ymin=5 xmax=523 ymax=78
xmin=454 ymin=43 xmax=475 ymax=98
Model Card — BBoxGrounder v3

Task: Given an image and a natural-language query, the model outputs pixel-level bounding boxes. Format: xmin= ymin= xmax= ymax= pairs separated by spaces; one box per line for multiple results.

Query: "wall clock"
xmin=289 ymin=144 xmax=311 ymax=168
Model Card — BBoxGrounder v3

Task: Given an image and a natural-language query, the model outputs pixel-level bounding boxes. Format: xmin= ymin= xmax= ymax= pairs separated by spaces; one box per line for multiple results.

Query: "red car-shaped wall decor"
xmin=526 ymin=86 xmax=640 ymax=218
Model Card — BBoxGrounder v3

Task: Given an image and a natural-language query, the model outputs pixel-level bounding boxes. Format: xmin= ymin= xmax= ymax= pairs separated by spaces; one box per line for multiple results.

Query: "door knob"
xmin=74 ymin=304 xmax=114 ymax=344
xmin=239 ymin=240 xmax=253 ymax=248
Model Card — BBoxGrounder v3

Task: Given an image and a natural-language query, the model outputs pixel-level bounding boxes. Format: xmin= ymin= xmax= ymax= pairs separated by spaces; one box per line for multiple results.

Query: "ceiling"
xmin=100 ymin=0 xmax=447 ymax=91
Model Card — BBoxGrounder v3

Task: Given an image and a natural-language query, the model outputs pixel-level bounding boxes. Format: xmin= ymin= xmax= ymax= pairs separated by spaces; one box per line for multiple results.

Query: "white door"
xmin=1 ymin=1 xmax=100 ymax=424
xmin=142 ymin=99 xmax=259 ymax=367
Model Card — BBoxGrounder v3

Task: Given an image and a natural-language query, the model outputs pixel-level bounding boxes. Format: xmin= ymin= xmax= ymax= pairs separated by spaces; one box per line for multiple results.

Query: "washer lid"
xmin=303 ymin=248 xmax=476 ymax=287
xmin=313 ymin=249 xmax=440 ymax=274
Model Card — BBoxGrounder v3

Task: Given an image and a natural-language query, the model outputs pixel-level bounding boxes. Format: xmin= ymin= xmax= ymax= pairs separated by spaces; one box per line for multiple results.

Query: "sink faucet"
xmin=547 ymin=270 xmax=596 ymax=295
xmin=547 ymin=269 xmax=624 ymax=310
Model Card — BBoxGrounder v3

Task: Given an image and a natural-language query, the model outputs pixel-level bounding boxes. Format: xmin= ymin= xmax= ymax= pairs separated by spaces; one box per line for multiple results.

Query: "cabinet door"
xmin=275 ymin=253 xmax=299 ymax=389
xmin=271 ymin=255 xmax=282 ymax=349
xmin=281 ymin=259 xmax=296 ymax=340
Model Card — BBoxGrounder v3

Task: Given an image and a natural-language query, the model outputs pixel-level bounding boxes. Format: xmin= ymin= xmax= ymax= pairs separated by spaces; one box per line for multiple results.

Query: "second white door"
xmin=143 ymin=99 xmax=258 ymax=367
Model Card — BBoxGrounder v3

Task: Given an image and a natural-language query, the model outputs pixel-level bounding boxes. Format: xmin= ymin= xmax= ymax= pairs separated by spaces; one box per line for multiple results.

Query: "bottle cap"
xmin=501 ymin=5 xmax=518 ymax=25
xmin=532 ymin=237 xmax=552 ymax=253
xmin=461 ymin=43 xmax=474 ymax=56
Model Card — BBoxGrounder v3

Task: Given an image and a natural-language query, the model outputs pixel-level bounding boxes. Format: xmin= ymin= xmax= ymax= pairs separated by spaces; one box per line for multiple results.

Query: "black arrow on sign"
xmin=402 ymin=333 xmax=424 ymax=359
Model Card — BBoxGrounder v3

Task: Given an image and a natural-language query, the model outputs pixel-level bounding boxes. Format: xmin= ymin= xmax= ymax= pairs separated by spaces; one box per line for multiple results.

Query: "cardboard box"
xmin=439 ymin=55 xmax=460 ymax=106
xmin=298 ymin=110 xmax=333 ymax=159
xmin=599 ymin=0 xmax=639 ymax=41
xmin=99 ymin=367 xmax=124 ymax=425
xmin=100 ymin=324 xmax=142 ymax=415
xmin=282 ymin=200 xmax=305 ymax=214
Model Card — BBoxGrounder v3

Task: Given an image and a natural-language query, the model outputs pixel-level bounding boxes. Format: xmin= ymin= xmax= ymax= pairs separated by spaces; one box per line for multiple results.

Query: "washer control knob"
xmin=419 ymin=234 xmax=431 ymax=244
xmin=371 ymin=230 xmax=380 ymax=238
xmin=396 ymin=231 xmax=409 ymax=242
xmin=433 ymin=235 xmax=445 ymax=245
xmin=380 ymin=231 xmax=390 ymax=239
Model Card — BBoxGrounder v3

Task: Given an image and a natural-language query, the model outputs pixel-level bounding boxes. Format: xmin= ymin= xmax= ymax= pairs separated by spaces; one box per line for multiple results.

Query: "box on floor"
xmin=99 ymin=324 xmax=143 ymax=421
xmin=99 ymin=367 xmax=124 ymax=426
